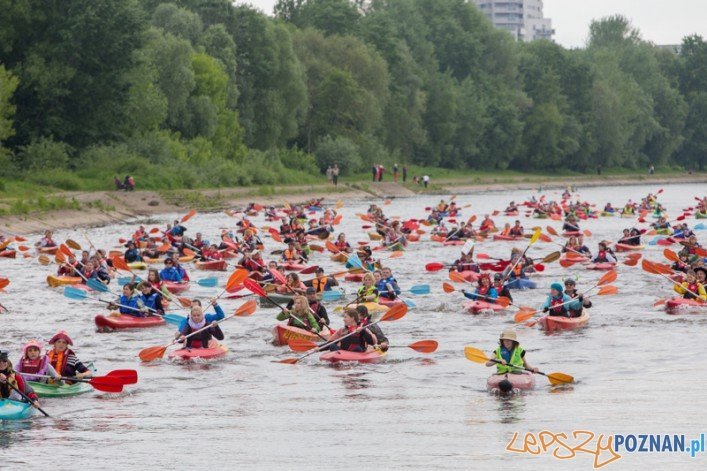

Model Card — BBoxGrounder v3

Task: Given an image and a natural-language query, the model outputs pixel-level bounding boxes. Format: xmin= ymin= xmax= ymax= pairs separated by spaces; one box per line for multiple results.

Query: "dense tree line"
xmin=0 ymin=0 xmax=705 ymax=191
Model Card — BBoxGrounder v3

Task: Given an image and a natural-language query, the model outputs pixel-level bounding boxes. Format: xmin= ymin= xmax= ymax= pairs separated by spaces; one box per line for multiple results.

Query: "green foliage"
xmin=314 ymin=135 xmax=361 ymax=174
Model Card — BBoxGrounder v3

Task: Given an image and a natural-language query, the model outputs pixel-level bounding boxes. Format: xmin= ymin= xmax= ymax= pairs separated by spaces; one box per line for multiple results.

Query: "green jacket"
xmin=276 ymin=310 xmax=321 ymax=332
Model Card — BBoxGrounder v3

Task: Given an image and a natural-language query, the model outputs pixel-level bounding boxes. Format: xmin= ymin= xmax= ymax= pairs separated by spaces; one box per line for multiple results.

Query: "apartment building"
xmin=473 ymin=0 xmax=554 ymax=42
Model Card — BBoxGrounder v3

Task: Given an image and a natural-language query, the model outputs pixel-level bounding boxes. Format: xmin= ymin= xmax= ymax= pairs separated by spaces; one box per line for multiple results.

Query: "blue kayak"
xmin=0 ymin=399 xmax=35 ymax=421
xmin=506 ymin=278 xmax=538 ymax=290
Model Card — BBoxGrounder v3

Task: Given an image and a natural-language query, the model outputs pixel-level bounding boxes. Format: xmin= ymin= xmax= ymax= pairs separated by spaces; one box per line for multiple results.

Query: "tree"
xmin=0 ymin=64 xmax=19 ymax=160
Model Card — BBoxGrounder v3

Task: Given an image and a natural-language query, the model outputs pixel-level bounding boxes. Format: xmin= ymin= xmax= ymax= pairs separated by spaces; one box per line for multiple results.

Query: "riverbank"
xmin=1 ymin=172 xmax=704 ymax=235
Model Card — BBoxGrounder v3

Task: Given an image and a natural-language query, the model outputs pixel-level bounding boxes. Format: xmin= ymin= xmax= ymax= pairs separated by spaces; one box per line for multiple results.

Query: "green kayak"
xmin=697 ymin=212 xmax=707 ymax=219
xmin=28 ymin=381 xmax=93 ymax=398
xmin=260 ymin=293 xmax=294 ymax=307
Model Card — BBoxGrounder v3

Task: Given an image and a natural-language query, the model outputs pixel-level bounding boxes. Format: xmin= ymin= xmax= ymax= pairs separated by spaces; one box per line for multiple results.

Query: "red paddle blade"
xmin=533 ymin=264 xmax=545 ymax=272
xmin=695 ymin=247 xmax=707 ymax=257
xmin=559 ymin=259 xmax=577 ymax=268
xmin=243 ymin=278 xmax=266 ymax=297
xmin=408 ymin=340 xmax=438 ymax=353
xmin=105 ymin=369 xmax=138 ymax=384
xmin=425 ymin=262 xmax=446 ymax=272
xmin=139 ymin=345 xmax=168 ymax=362
xmin=442 ymin=282 xmax=455 ymax=294
xmin=149 ymin=227 xmax=160 ymax=234
xmin=475 ymin=253 xmax=490 ymax=259
xmin=235 ymin=299 xmax=257 ymax=316
xmin=623 ymin=258 xmax=638 ymax=266
xmin=270 ymin=269 xmax=287 ymax=284
xmin=88 ymin=378 xmax=124 ymax=393
xmin=181 ymin=209 xmax=197 ymax=223
xmin=380 ymin=304 xmax=408 ymax=321
xmin=288 ymin=338 xmax=318 ymax=352
xmin=663 ymin=249 xmax=678 ymax=262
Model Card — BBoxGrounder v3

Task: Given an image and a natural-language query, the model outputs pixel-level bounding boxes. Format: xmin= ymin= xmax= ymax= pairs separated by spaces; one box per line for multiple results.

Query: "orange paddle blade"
xmin=653 ymin=299 xmax=667 ymax=307
xmin=226 ymin=269 xmax=250 ymax=291
xmin=623 ymin=258 xmax=638 ymax=266
xmin=559 ymin=258 xmax=577 ymax=268
xmin=183 ymin=248 xmax=197 ymax=257
xmin=496 ymin=296 xmax=511 ymax=308
xmin=442 ymin=282 xmax=456 ymax=294
xmin=598 ymin=270 xmax=617 ymax=285
xmin=111 ymin=256 xmax=131 ymax=272
xmin=18 ymin=245 xmax=30 ymax=251
xmin=325 ymin=241 xmax=338 ymax=253
xmin=538 ymin=233 xmax=552 ymax=243
xmin=408 ymin=340 xmax=438 ymax=353
xmin=178 ymin=297 xmax=193 ymax=308
xmin=55 ymin=252 xmax=66 ymax=263
xmin=663 ymin=249 xmax=679 ymax=262
xmin=333 ymin=214 xmax=343 ymax=225
xmin=38 ymin=255 xmax=51 ymax=265
xmin=288 ymin=338 xmax=318 ymax=352
xmin=235 ymin=299 xmax=257 ymax=316
xmin=157 ymin=243 xmax=172 ymax=253
xmin=583 ymin=229 xmax=592 ymax=237
xmin=546 ymin=226 xmax=559 ymax=237
xmin=448 ymin=271 xmax=466 ymax=283
xmin=695 ymin=247 xmax=707 ymax=257
xmin=13 ymin=236 xmax=27 ymax=242
xmin=0 ymin=278 xmax=10 ymax=290
xmin=514 ymin=308 xmax=537 ymax=323
xmin=598 ymin=285 xmax=618 ymax=295
xmin=278 ymin=358 xmax=299 ymax=364
xmin=139 ymin=345 xmax=168 ymax=362
xmin=381 ymin=304 xmax=408 ymax=321
xmin=388 ymin=251 xmax=403 ymax=259
xmin=181 ymin=209 xmax=197 ymax=223
xmin=59 ymin=244 xmax=73 ymax=257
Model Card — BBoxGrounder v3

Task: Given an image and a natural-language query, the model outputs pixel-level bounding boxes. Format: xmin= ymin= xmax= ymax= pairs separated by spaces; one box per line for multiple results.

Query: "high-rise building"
xmin=473 ymin=0 xmax=554 ymax=42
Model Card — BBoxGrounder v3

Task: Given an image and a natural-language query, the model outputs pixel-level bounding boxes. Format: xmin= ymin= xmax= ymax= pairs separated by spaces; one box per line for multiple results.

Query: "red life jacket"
xmin=549 ymin=296 xmax=568 ymax=316
xmin=477 ymin=286 xmax=489 ymax=295
xmin=340 ymin=325 xmax=363 ymax=351
xmin=509 ymin=226 xmax=523 ymax=236
xmin=18 ymin=356 xmax=49 ymax=381
xmin=335 ymin=240 xmax=348 ymax=250
xmin=685 ymin=283 xmax=700 ymax=299
xmin=596 ymin=250 xmax=607 ymax=262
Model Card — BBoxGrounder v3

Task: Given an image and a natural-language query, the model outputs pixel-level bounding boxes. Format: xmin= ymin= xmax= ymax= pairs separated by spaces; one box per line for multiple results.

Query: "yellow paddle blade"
xmin=463 ymin=346 xmax=490 ymax=364
xmin=547 ymin=372 xmax=574 ymax=385
xmin=529 ymin=228 xmax=541 ymax=244
xmin=442 ymin=282 xmax=456 ymax=294
xmin=139 ymin=345 xmax=168 ymax=362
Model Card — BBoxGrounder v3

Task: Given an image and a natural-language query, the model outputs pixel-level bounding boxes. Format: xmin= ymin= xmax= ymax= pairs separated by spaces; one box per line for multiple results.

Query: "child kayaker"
xmin=377 ymin=267 xmax=401 ymax=301
xmin=673 ymin=270 xmax=707 ymax=301
xmin=541 ymin=283 xmax=582 ymax=317
xmin=108 ymin=283 xmax=142 ymax=317
xmin=137 ymin=281 xmax=165 ymax=316
xmin=592 ymin=242 xmax=617 ymax=264
xmin=485 ymin=330 xmax=538 ymax=382
xmin=175 ymin=299 xmax=225 ymax=349
xmin=462 ymin=273 xmax=498 ymax=302
xmin=0 ymin=350 xmax=41 ymax=408
xmin=15 ymin=340 xmax=62 ymax=383
xmin=47 ymin=331 xmax=92 ymax=381
xmin=328 ymin=308 xmax=377 ymax=352
xmin=493 ymin=273 xmax=513 ymax=302
xmin=357 ymin=273 xmax=380 ymax=303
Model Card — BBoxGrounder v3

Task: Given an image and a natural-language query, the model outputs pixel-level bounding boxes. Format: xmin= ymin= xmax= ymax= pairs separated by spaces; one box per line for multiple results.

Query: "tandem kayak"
xmin=506 ymin=278 xmax=537 ymax=290
xmin=486 ymin=373 xmax=535 ymax=392
xmin=95 ymin=313 xmax=166 ymax=331
xmin=665 ymin=298 xmax=707 ymax=313
xmin=614 ymin=243 xmax=644 ymax=252
xmin=463 ymin=300 xmax=505 ymax=315
xmin=47 ymin=275 xmax=83 ymax=287
xmin=538 ymin=312 xmax=590 ymax=332
xmin=194 ymin=260 xmax=227 ymax=271
xmin=281 ymin=263 xmax=308 ymax=271
xmin=260 ymin=293 xmax=294 ymax=307
xmin=585 ymin=263 xmax=616 ymax=271
xmin=271 ymin=324 xmax=326 ymax=346
xmin=168 ymin=343 xmax=229 ymax=360
xmin=320 ymin=349 xmax=386 ymax=364
xmin=0 ymin=399 xmax=35 ymax=421
xmin=453 ymin=270 xmax=481 ymax=283
xmin=28 ymin=381 xmax=93 ymax=398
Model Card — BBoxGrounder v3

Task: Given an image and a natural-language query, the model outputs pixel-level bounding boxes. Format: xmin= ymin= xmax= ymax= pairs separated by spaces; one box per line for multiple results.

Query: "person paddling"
xmin=592 ymin=242 xmax=617 ymax=264
xmin=541 ymin=283 xmax=582 ymax=318
xmin=674 ymin=270 xmax=707 ymax=301
xmin=493 ymin=273 xmax=513 ymax=302
xmin=485 ymin=330 xmax=538 ymax=393
xmin=137 ymin=281 xmax=165 ymax=316
xmin=175 ymin=300 xmax=225 ymax=350
xmin=328 ymin=308 xmax=377 ymax=352
xmin=15 ymin=340 xmax=61 ymax=383
xmin=47 ymin=331 xmax=92 ymax=382
xmin=462 ymin=273 xmax=498 ymax=302
xmin=306 ymin=267 xmax=339 ymax=292
xmin=377 ymin=267 xmax=401 ymax=301
xmin=357 ymin=273 xmax=380 ymax=304
xmin=277 ymin=295 xmax=322 ymax=333
xmin=0 ymin=350 xmax=42 ymax=409
xmin=107 ymin=283 xmax=142 ymax=317
xmin=563 ymin=279 xmax=591 ymax=318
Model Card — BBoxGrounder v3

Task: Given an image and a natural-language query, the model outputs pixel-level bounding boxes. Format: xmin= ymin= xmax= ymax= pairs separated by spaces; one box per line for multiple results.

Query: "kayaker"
xmin=328 ymin=308 xmax=377 ymax=352
xmin=500 ymin=223 xmax=511 ymax=236
xmin=241 ymin=229 xmax=263 ymax=252
xmin=357 ymin=305 xmax=389 ymax=351
xmin=357 ymin=273 xmax=380 ymax=303
xmin=47 ymin=331 xmax=92 ymax=381
xmin=541 ymin=283 xmax=582 ymax=317
xmin=137 ymin=281 xmax=165 ymax=316
xmin=83 ymin=259 xmax=111 ymax=285
xmin=504 ymin=248 xmax=529 ymax=281
xmin=307 ymin=267 xmax=339 ymax=292
xmin=592 ymin=242 xmax=617 ymax=264
xmin=563 ymin=278 xmax=591 ymax=317
xmin=377 ymin=267 xmax=401 ymax=301
xmin=0 ymin=350 xmax=41 ymax=408
xmin=462 ymin=273 xmax=498 ymax=302
xmin=479 ymin=215 xmax=496 ymax=233
xmin=277 ymin=272 xmax=307 ymax=295
xmin=35 ymin=230 xmax=57 ymax=248
xmin=505 ymin=202 xmax=518 ymax=213
xmin=177 ymin=299 xmax=225 ymax=332
xmin=160 ymin=258 xmax=183 ymax=283
xmin=170 ymin=219 xmax=187 ymax=238
xmin=452 ymin=250 xmax=479 ymax=273
xmin=239 ymin=250 xmax=266 ymax=274
xmin=277 ymin=295 xmax=321 ymax=333
xmin=673 ymin=270 xmax=707 ymax=301
xmin=604 ymin=203 xmax=615 ymax=213
xmin=695 ymin=268 xmax=707 ymax=285
xmin=652 ymin=216 xmax=671 ymax=230
xmin=200 ymin=244 xmax=223 ymax=261
xmin=485 ymin=330 xmax=537 ymax=376
xmin=147 ymin=268 xmax=171 ymax=298
xmin=176 ymin=301 xmax=224 ymax=349
xmin=621 ymin=202 xmax=635 ymax=215
xmin=107 ymin=283 xmax=142 ymax=317
xmin=169 ymin=252 xmax=190 ymax=281
xmin=190 ymin=232 xmax=206 ymax=250
xmin=334 ymin=233 xmax=352 ymax=253
xmin=15 ymin=340 xmax=61 ymax=383
xmin=509 ymin=220 xmax=524 ymax=237
xmin=282 ymin=239 xmax=302 ymax=263
xmin=493 ymin=273 xmax=513 ymax=302
xmin=562 ymin=216 xmax=580 ymax=233
xmin=124 ymin=241 xmax=142 ymax=263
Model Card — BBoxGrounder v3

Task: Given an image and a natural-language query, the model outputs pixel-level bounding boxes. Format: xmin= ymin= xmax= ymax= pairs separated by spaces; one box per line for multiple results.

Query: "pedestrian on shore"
xmin=372 ymin=164 xmax=377 ymax=182
xmin=326 ymin=165 xmax=333 ymax=183
xmin=332 ymin=165 xmax=339 ymax=187
xmin=402 ymin=165 xmax=408 ymax=183
xmin=378 ymin=164 xmax=385 ymax=182
xmin=124 ymin=175 xmax=135 ymax=191
xmin=114 ymin=176 xmax=124 ymax=191
xmin=423 ymin=175 xmax=429 ymax=188
xmin=393 ymin=164 xmax=399 ymax=182
xmin=648 ymin=164 xmax=655 ymax=175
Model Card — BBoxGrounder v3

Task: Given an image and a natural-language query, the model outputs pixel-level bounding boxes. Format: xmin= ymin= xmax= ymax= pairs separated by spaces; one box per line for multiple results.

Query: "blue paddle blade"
xmin=63 ymin=286 xmax=88 ymax=300
xmin=118 ymin=276 xmax=142 ymax=285
xmin=87 ymin=278 xmax=110 ymax=292
xmin=695 ymin=223 xmax=705 ymax=230
xmin=322 ymin=290 xmax=343 ymax=302
xmin=347 ymin=254 xmax=363 ymax=270
xmin=163 ymin=314 xmax=186 ymax=326
xmin=197 ymin=277 xmax=218 ymax=287
xmin=409 ymin=284 xmax=430 ymax=295
xmin=648 ymin=236 xmax=664 ymax=246
xmin=402 ymin=298 xmax=416 ymax=308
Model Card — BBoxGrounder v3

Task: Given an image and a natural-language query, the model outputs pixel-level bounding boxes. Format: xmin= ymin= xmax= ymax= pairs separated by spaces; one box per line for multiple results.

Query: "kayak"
xmin=47 ymin=275 xmax=83 ymax=287
xmin=0 ymin=399 xmax=35 ymax=421
xmin=492 ymin=235 xmax=524 ymax=241
xmin=455 ymin=270 xmax=480 ymax=283
xmin=0 ymin=249 xmax=17 ymax=258
xmin=562 ymin=231 xmax=582 ymax=238
xmin=504 ymin=211 xmax=519 ymax=216
xmin=406 ymin=233 xmax=420 ymax=242
xmin=320 ymin=349 xmax=387 ymax=364
xmin=442 ymin=240 xmax=465 ymax=246
xmin=168 ymin=343 xmax=229 ymax=360
xmin=378 ymin=297 xmax=406 ymax=307
xmin=344 ymin=273 xmax=363 ymax=283
xmin=163 ymin=281 xmax=190 ymax=294
xmin=533 ymin=214 xmax=548 ymax=219
xmin=387 ymin=242 xmax=406 ymax=251
xmin=259 ymin=293 xmax=293 ymax=307
xmin=560 ymin=255 xmax=590 ymax=263
xmin=506 ymin=278 xmax=537 ymax=290
xmin=368 ymin=232 xmax=383 ymax=241
xmin=194 ymin=260 xmax=227 ymax=271
xmin=95 ymin=313 xmax=166 ymax=330
xmin=665 ymin=298 xmax=707 ymax=313
xmin=37 ymin=246 xmax=59 ymax=255
xmin=463 ymin=300 xmax=505 ymax=315
xmin=600 ymin=211 xmax=615 ymax=217
xmin=614 ymin=243 xmax=644 ymax=252
xmin=538 ymin=312 xmax=590 ymax=332
xmin=271 ymin=324 xmax=325 ymax=346
xmin=343 ymin=302 xmax=388 ymax=318
xmin=585 ymin=263 xmax=616 ymax=271
xmin=486 ymin=373 xmax=535 ymax=392
xmin=620 ymin=213 xmax=635 ymax=218
xmin=144 ymin=255 xmax=195 ymax=264
xmin=127 ymin=261 xmax=147 ymax=270
xmin=28 ymin=381 xmax=93 ymax=398
xmin=655 ymin=228 xmax=671 ymax=235
xmin=282 ymin=262 xmax=307 ymax=271
xmin=696 ymin=212 xmax=707 ymax=219
xmin=330 ymin=253 xmax=348 ymax=263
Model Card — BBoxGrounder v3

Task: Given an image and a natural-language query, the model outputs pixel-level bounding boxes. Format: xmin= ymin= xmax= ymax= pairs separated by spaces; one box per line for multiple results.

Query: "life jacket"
xmin=494 ymin=346 xmax=525 ymax=374
xmin=312 ymin=277 xmax=329 ymax=293
xmin=119 ymin=294 xmax=140 ymax=315
xmin=339 ymin=325 xmax=364 ymax=352
xmin=549 ymin=296 xmax=568 ymax=317
xmin=244 ymin=258 xmax=264 ymax=272
xmin=17 ymin=356 xmax=50 ymax=381
xmin=501 ymin=227 xmax=511 ymax=236
xmin=595 ymin=250 xmax=608 ymax=263
xmin=477 ymin=285 xmax=490 ymax=296
xmin=47 ymin=348 xmax=72 ymax=377
xmin=287 ymin=311 xmax=312 ymax=329
xmin=357 ymin=285 xmax=379 ymax=303
xmin=139 ymin=292 xmax=161 ymax=312
xmin=335 ymin=240 xmax=349 ymax=250
xmin=685 ymin=283 xmax=700 ymax=300
xmin=512 ymin=263 xmax=523 ymax=278
xmin=509 ymin=226 xmax=523 ymax=236
xmin=283 ymin=249 xmax=298 ymax=261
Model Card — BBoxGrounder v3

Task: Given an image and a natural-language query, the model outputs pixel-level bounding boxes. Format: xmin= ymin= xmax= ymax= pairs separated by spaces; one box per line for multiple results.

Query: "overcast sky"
xmin=236 ymin=0 xmax=706 ymax=49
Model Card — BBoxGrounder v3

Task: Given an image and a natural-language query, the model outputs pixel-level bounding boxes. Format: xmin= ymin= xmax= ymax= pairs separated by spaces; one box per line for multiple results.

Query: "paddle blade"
xmin=539 ymin=233 xmax=552 ymax=243
xmin=623 ymin=258 xmax=638 ymax=266
xmin=425 ymin=262 xmax=446 ymax=272
xmin=541 ymin=251 xmax=561 ymax=264
xmin=66 ymin=239 xmax=82 ymax=251
xmin=38 ymin=254 xmax=51 ymax=265
xmin=380 ymin=304 xmax=408 ymax=322
xmin=546 ymin=226 xmax=559 ymax=237
xmin=653 ymin=298 xmax=667 ymax=307
xmin=408 ymin=340 xmax=438 ymax=353
xmin=442 ymin=282 xmax=456 ymax=294
xmin=178 ymin=297 xmax=193 ymax=308
xmin=388 ymin=251 xmax=403 ymax=259
xmin=243 ymin=278 xmax=266 ymax=297
xmin=105 ymin=369 xmax=138 ymax=384
xmin=197 ymin=277 xmax=218 ymax=287
xmin=533 ymin=264 xmax=545 ymax=272
xmin=547 ymin=372 xmax=574 ymax=385
xmin=139 ymin=345 xmax=168 ymax=362
xmin=111 ymin=256 xmax=131 ymax=272
xmin=63 ymin=286 xmax=88 ymax=300
xmin=269 ymin=268 xmax=287 ymax=285
xmin=235 ymin=299 xmax=257 ymax=316
xmin=183 ymin=248 xmax=197 ymax=257
xmin=514 ymin=308 xmax=537 ymax=323
xmin=496 ymin=296 xmax=511 ymax=308
xmin=325 ymin=241 xmax=339 ymax=253
xmin=695 ymin=247 xmax=707 ymax=257
xmin=226 ymin=269 xmax=250 ymax=291
xmin=59 ymin=244 xmax=73 ymax=257
xmin=87 ymin=278 xmax=110 ymax=293
xmin=288 ymin=338 xmax=318 ymax=352
xmin=181 ymin=209 xmax=197 ymax=223
xmin=463 ymin=346 xmax=490 ymax=364
xmin=448 ymin=271 xmax=466 ymax=283
xmin=0 ymin=278 xmax=10 ymax=290
xmin=559 ymin=258 xmax=577 ymax=268
xmin=278 ymin=358 xmax=299 ymax=364
xmin=663 ymin=248 xmax=679 ymax=262
xmin=322 ymin=290 xmax=344 ymax=302
xmin=598 ymin=270 xmax=617 ymax=285
xmin=529 ymin=228 xmax=541 ymax=244
xmin=88 ymin=378 xmax=124 ymax=393
xmin=598 ymin=285 xmax=618 ymax=295
xmin=409 ymin=284 xmax=430 ymax=295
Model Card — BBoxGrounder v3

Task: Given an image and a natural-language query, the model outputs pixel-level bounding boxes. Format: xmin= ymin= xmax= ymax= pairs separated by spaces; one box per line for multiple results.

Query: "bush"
xmin=15 ymin=137 xmax=71 ymax=171
xmin=28 ymin=169 xmax=82 ymax=191
xmin=314 ymin=135 xmax=360 ymax=175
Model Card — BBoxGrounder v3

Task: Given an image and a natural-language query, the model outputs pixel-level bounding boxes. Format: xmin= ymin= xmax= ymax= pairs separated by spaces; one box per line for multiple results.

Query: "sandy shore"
xmin=1 ymin=173 xmax=704 ymax=236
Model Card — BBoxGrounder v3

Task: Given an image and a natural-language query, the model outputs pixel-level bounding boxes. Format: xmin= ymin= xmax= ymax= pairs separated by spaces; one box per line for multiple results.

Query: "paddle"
xmin=19 ymin=373 xmax=125 ymax=393
xmin=463 ymin=346 xmax=573 ymax=385
xmin=181 ymin=209 xmax=197 ymax=223
xmin=278 ymin=304 xmax=408 ymax=364
xmin=1 ymin=379 xmax=50 ymax=417
xmin=442 ymin=282 xmax=512 ymax=308
xmin=138 ymin=299 xmax=257 ymax=362
xmin=501 ymin=228 xmax=541 ymax=284
xmin=322 ymin=284 xmax=429 ymax=302
xmin=513 ymin=270 xmax=618 ymax=323
xmin=641 ymin=259 xmax=704 ymax=300
xmin=288 ymin=338 xmax=438 ymax=354
xmin=66 ymin=239 xmax=82 ymax=251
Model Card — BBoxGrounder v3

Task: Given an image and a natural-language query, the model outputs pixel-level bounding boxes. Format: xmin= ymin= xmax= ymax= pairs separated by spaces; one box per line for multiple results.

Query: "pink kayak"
xmin=168 ymin=343 xmax=229 ymax=360
xmin=95 ymin=313 xmax=165 ymax=331
xmin=463 ymin=300 xmax=505 ymax=315
xmin=614 ymin=243 xmax=644 ymax=252
xmin=492 ymin=235 xmax=523 ymax=241
xmin=560 ymin=255 xmax=590 ymax=263
xmin=585 ymin=263 xmax=616 ymax=270
xmin=164 ymin=281 xmax=190 ymax=294
xmin=378 ymin=297 xmax=405 ymax=307
xmin=194 ymin=260 xmax=227 ymax=271
xmin=487 ymin=373 xmax=535 ymax=391
xmin=665 ymin=298 xmax=707 ymax=314
xmin=282 ymin=263 xmax=307 ymax=271
xmin=538 ymin=312 xmax=590 ymax=332
xmin=320 ymin=349 xmax=386 ymax=364
xmin=454 ymin=270 xmax=480 ymax=282
xmin=562 ymin=231 xmax=582 ymax=238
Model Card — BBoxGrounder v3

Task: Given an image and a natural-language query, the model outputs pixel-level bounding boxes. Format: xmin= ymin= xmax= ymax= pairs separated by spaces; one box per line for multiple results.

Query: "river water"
xmin=1 ymin=183 xmax=706 ymax=470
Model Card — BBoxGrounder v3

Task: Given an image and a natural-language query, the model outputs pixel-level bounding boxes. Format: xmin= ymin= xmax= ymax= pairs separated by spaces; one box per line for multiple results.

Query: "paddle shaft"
xmin=290 ymin=318 xmax=385 ymax=363
xmin=18 ymin=372 xmax=100 ymax=385
xmin=652 ymin=270 xmax=703 ymax=299
xmin=2 ymin=379 xmax=49 ymax=417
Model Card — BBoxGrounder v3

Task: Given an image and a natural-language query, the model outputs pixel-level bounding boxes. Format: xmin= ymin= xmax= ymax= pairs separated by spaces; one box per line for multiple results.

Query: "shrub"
xmin=314 ymin=135 xmax=360 ymax=175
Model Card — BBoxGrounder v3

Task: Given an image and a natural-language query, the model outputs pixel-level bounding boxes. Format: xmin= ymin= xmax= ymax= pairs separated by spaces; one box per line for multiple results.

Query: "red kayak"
xmin=344 ymin=273 xmax=363 ymax=283
xmin=271 ymin=324 xmax=323 ymax=346
xmin=561 ymin=231 xmax=582 ymax=238
xmin=585 ymin=263 xmax=616 ymax=270
xmin=492 ymin=234 xmax=523 ymax=241
xmin=282 ymin=263 xmax=307 ymax=271
xmin=560 ymin=255 xmax=589 ymax=263
xmin=168 ymin=343 xmax=229 ymax=360
xmin=487 ymin=373 xmax=535 ymax=391
xmin=194 ymin=260 xmax=227 ymax=271
xmin=665 ymin=298 xmax=707 ymax=314
xmin=538 ymin=312 xmax=589 ymax=332
xmin=164 ymin=281 xmax=190 ymax=294
xmin=443 ymin=240 xmax=465 ymax=246
xmin=0 ymin=250 xmax=17 ymax=258
xmin=320 ymin=350 xmax=386 ymax=364
xmin=95 ymin=313 xmax=165 ymax=331
xmin=614 ymin=243 xmax=644 ymax=252
xmin=463 ymin=300 xmax=505 ymax=315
